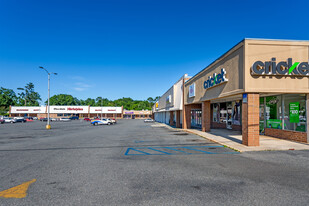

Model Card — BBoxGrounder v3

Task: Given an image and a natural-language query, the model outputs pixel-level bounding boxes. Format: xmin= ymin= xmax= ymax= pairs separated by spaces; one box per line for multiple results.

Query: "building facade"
xmin=183 ymin=39 xmax=309 ymax=145
xmin=153 ymin=74 xmax=190 ymax=128
xmin=10 ymin=106 xmax=123 ymax=119
xmin=123 ymin=110 xmax=152 ymax=119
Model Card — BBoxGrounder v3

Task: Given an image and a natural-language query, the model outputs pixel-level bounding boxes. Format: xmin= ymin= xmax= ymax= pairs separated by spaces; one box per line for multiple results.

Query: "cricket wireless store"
xmin=183 ymin=39 xmax=309 ymax=146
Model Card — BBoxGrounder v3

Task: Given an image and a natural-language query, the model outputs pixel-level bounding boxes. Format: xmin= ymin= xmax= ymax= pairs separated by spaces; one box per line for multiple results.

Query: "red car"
xmin=84 ymin=118 xmax=91 ymax=121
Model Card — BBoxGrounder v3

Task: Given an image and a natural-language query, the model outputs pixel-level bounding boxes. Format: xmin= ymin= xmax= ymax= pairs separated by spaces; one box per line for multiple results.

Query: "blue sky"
xmin=1 ymin=0 xmax=309 ymax=104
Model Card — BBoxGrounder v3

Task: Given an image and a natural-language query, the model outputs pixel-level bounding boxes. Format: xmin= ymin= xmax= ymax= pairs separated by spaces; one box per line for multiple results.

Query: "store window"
xmin=259 ymin=98 xmax=265 ymax=133
xmin=219 ymin=103 xmax=227 ymax=123
xmin=265 ymin=95 xmax=282 ymax=129
xmin=213 ymin=103 xmax=220 ymax=122
xmin=283 ymin=94 xmax=306 ymax=132
xmin=232 ymin=101 xmax=241 ymax=125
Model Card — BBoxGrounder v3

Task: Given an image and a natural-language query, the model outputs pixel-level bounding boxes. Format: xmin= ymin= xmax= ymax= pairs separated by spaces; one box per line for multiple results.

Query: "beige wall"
xmin=184 ymin=39 xmax=309 ymax=105
xmin=185 ymin=43 xmax=244 ymax=104
xmin=245 ymin=39 xmax=309 ymax=93
xmin=158 ymin=86 xmax=174 ymax=110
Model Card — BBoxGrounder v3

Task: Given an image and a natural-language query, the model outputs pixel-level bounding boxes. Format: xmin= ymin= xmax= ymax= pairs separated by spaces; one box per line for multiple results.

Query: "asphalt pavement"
xmin=0 ymin=119 xmax=308 ymax=205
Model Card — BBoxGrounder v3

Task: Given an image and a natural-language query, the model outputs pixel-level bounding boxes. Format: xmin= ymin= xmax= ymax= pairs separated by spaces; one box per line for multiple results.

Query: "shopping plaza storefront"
xmin=10 ymin=106 xmax=123 ymax=119
xmin=9 ymin=106 xmax=153 ymax=119
xmin=183 ymin=39 xmax=309 ymax=145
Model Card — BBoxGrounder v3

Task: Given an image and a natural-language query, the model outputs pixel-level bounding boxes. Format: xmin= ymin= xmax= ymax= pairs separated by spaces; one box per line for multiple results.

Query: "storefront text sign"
xmin=189 ymin=83 xmax=195 ymax=98
xmin=252 ymin=58 xmax=309 ymax=76
xmin=203 ymin=68 xmax=228 ymax=90
xmin=289 ymin=102 xmax=299 ymax=123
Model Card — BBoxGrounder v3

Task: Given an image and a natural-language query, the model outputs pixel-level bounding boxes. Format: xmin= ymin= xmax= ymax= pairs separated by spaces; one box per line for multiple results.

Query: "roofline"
xmin=244 ymin=38 xmax=309 ymax=42
xmin=185 ymin=39 xmax=245 ymax=85
xmin=158 ymin=74 xmax=191 ymax=98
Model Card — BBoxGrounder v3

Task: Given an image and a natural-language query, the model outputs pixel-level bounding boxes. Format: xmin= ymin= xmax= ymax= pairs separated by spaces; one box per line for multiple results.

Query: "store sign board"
xmin=251 ymin=58 xmax=309 ymax=76
xmin=89 ymin=107 xmax=122 ymax=114
xmin=50 ymin=106 xmax=89 ymax=113
xmin=289 ymin=102 xmax=299 ymax=123
xmin=242 ymin=93 xmax=248 ymax=103
xmin=189 ymin=83 xmax=195 ymax=98
xmin=11 ymin=106 xmax=46 ymax=113
xmin=166 ymin=95 xmax=172 ymax=104
xmin=203 ymin=68 xmax=228 ymax=90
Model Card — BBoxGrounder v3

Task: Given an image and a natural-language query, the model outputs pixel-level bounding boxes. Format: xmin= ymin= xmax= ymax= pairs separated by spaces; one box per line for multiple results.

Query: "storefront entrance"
xmin=191 ymin=109 xmax=202 ymax=128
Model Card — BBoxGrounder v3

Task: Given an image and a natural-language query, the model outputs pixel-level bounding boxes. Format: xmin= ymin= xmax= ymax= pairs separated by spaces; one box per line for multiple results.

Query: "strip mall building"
xmin=9 ymin=106 xmax=152 ymax=119
xmin=154 ymin=39 xmax=309 ymax=145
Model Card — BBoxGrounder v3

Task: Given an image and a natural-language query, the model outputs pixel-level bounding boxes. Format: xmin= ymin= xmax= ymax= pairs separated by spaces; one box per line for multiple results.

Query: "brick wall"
xmin=170 ymin=111 xmax=174 ymax=126
xmin=265 ymin=128 xmax=307 ymax=143
xmin=202 ymin=101 xmax=211 ymax=132
xmin=211 ymin=121 xmax=242 ymax=131
xmin=242 ymin=93 xmax=260 ymax=146
xmin=176 ymin=110 xmax=181 ymax=128
xmin=211 ymin=122 xmax=226 ymax=129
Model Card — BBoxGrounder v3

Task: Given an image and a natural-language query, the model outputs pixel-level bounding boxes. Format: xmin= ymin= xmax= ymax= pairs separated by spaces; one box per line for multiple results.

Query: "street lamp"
xmin=39 ymin=66 xmax=57 ymax=130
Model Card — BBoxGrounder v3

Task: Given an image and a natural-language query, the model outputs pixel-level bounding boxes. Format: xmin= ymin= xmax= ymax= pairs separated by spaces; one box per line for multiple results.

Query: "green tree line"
xmin=0 ymin=83 xmax=159 ymax=114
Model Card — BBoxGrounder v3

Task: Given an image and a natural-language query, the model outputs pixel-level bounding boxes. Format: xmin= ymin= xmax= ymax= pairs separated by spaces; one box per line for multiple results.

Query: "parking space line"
xmin=125 ymin=145 xmax=239 ymax=156
xmin=124 ymin=148 xmax=151 ymax=155
xmin=181 ymin=147 xmax=213 ymax=154
xmin=164 ymin=147 xmax=192 ymax=154
xmin=147 ymin=147 xmax=173 ymax=155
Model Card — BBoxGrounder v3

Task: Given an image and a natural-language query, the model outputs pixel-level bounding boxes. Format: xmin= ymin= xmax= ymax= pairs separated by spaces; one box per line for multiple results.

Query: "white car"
xmin=106 ymin=118 xmax=115 ymax=124
xmin=144 ymin=118 xmax=154 ymax=123
xmin=3 ymin=117 xmax=17 ymax=123
xmin=91 ymin=119 xmax=110 ymax=126
xmin=60 ymin=118 xmax=71 ymax=122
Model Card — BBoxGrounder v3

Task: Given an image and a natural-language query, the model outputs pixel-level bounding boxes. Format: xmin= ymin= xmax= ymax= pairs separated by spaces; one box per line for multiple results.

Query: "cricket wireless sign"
xmin=252 ymin=58 xmax=309 ymax=76
xmin=204 ymin=68 xmax=228 ymax=89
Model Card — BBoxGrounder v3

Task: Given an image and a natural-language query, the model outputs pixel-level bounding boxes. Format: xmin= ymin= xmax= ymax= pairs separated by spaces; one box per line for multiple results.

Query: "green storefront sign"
xmin=289 ymin=102 xmax=299 ymax=123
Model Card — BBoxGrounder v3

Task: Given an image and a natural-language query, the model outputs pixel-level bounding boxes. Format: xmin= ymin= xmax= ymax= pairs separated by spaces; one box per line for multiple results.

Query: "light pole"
xmin=39 ymin=66 xmax=57 ymax=130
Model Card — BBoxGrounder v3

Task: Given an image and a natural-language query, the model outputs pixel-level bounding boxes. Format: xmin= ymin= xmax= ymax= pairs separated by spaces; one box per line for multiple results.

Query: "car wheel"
xmin=10 ymin=121 xmax=14 ymax=124
xmin=95 ymin=122 xmax=98 ymax=126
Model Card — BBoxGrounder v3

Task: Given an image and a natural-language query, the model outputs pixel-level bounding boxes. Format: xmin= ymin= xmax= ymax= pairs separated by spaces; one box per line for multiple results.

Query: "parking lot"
xmin=0 ymin=120 xmax=308 ymax=205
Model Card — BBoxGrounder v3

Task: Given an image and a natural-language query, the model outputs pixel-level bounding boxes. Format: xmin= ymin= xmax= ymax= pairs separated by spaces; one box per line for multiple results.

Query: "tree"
xmin=47 ymin=94 xmax=80 ymax=105
xmin=0 ymin=87 xmax=17 ymax=114
xmin=17 ymin=82 xmax=41 ymax=106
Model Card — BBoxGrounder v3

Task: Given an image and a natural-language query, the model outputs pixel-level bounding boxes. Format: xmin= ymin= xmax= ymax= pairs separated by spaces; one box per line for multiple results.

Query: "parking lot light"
xmin=39 ymin=66 xmax=57 ymax=130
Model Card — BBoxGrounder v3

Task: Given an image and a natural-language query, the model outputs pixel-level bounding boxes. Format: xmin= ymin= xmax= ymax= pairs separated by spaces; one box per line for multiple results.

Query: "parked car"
xmin=84 ymin=118 xmax=91 ymax=121
xmin=60 ymin=118 xmax=71 ymax=122
xmin=0 ymin=119 xmax=4 ymax=124
xmin=14 ymin=117 xmax=27 ymax=123
xmin=4 ymin=117 xmax=15 ymax=123
xmin=33 ymin=117 xmax=38 ymax=120
xmin=51 ymin=118 xmax=60 ymax=121
xmin=40 ymin=118 xmax=48 ymax=121
xmin=91 ymin=119 xmax=110 ymax=126
xmin=69 ymin=116 xmax=79 ymax=120
xmin=111 ymin=118 xmax=117 ymax=124
xmin=106 ymin=118 xmax=114 ymax=124
xmin=144 ymin=118 xmax=154 ymax=123
xmin=26 ymin=118 xmax=34 ymax=122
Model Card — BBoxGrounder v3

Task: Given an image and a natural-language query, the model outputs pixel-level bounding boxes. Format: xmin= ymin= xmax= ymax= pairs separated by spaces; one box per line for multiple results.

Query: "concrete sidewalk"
xmin=155 ymin=123 xmax=309 ymax=152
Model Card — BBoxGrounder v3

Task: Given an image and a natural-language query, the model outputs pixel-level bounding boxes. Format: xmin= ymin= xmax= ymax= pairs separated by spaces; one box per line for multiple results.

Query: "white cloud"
xmin=73 ymin=87 xmax=86 ymax=91
xmin=72 ymin=82 xmax=94 ymax=92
